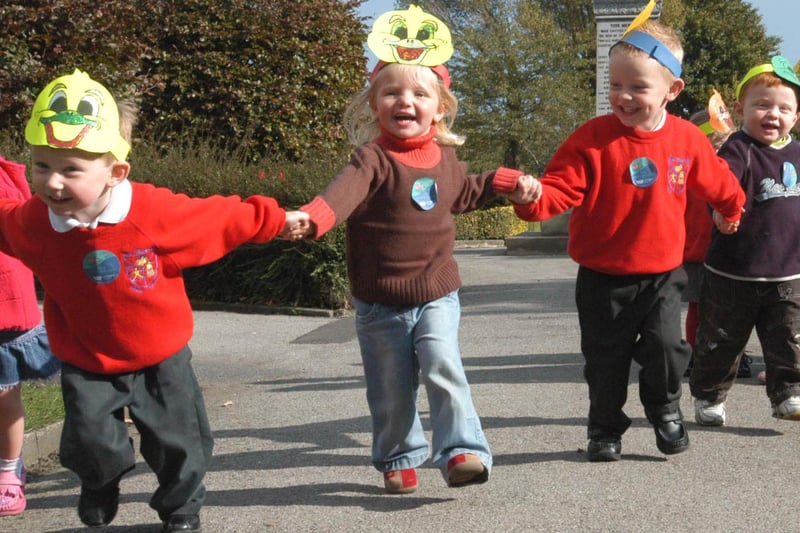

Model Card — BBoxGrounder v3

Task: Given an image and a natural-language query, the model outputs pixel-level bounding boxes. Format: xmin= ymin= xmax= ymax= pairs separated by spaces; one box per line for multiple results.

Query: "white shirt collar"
xmin=49 ymin=179 xmax=133 ymax=233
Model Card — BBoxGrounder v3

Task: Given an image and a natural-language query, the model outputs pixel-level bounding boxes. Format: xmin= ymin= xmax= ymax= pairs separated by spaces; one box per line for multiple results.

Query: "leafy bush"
xmin=131 ymin=134 xmax=352 ymax=309
xmin=0 ymin=0 xmax=366 ymax=162
xmin=455 ymin=206 xmax=529 ymax=240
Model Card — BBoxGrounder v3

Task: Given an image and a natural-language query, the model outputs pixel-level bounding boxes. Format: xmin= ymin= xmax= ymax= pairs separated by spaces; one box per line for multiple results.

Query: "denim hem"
xmin=374 ymin=449 xmax=430 ymax=473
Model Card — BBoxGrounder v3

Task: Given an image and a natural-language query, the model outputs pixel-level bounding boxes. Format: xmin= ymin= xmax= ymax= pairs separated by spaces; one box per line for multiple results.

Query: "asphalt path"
xmin=10 ymin=248 xmax=798 ymax=532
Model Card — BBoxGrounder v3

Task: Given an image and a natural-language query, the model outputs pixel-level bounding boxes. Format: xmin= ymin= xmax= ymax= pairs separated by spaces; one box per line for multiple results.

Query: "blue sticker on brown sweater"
xmin=411 ymin=177 xmax=438 ymax=210
xmin=629 ymin=157 xmax=657 ymax=187
xmin=783 ymin=162 xmax=797 ymax=188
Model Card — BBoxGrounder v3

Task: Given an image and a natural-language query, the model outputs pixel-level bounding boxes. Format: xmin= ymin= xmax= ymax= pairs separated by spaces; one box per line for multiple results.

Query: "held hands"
xmin=712 ymin=208 xmax=743 ymax=235
xmin=508 ymin=174 xmax=542 ymax=205
xmin=281 ymin=210 xmax=314 ymax=240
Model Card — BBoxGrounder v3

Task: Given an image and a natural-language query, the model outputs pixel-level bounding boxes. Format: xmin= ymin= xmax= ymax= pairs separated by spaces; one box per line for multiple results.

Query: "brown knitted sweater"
xmin=302 ymin=128 xmax=521 ymax=305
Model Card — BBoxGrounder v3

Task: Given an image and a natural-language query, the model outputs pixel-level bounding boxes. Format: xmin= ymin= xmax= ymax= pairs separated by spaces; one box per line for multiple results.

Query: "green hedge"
xmin=455 ymin=205 xmax=528 ymax=240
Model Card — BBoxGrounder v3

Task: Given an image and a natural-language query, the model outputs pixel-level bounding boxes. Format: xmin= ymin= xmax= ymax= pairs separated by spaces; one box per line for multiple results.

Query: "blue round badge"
xmin=83 ymin=250 xmax=121 ymax=285
xmin=411 ymin=177 xmax=438 ymax=210
xmin=629 ymin=157 xmax=658 ymax=188
xmin=783 ymin=161 xmax=797 ymax=188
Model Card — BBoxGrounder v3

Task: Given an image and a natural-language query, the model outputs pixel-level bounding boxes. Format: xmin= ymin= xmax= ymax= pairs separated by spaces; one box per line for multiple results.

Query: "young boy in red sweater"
xmin=513 ymin=18 xmax=745 ymax=461
xmin=0 ymin=70 xmax=307 ymax=531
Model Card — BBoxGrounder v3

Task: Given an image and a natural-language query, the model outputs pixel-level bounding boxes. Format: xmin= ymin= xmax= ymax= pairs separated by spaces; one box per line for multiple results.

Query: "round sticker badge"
xmin=629 ymin=157 xmax=658 ymax=187
xmin=83 ymin=250 xmax=121 ymax=284
xmin=411 ymin=177 xmax=438 ymax=210
xmin=783 ymin=162 xmax=797 ymax=188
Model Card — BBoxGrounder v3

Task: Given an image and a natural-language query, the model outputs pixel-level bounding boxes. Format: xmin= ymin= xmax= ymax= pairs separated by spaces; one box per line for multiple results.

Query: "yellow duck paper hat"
xmin=25 ymin=69 xmax=130 ymax=161
xmin=614 ymin=0 xmax=682 ymax=78
xmin=367 ymin=4 xmax=454 ymax=87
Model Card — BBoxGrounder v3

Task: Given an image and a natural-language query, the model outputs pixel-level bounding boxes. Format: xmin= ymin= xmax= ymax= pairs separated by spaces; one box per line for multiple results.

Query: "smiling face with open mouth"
xmin=736 ymin=81 xmax=799 ymax=146
xmin=371 ymin=64 xmax=444 ymax=140
xmin=607 ymin=46 xmax=682 ymax=132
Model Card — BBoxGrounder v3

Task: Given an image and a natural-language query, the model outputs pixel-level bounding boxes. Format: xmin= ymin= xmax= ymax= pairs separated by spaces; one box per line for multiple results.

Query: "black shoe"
xmin=77 ymin=476 xmax=121 ymax=527
xmin=652 ymin=413 xmax=689 ymax=455
xmin=737 ymin=353 xmax=753 ymax=378
xmin=587 ymin=437 xmax=621 ymax=462
xmin=162 ymin=514 xmax=201 ymax=532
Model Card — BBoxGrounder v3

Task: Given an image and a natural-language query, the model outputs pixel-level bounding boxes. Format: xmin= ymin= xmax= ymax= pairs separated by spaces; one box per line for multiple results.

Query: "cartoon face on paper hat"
xmin=25 ymin=69 xmax=130 ymax=161
xmin=367 ymin=4 xmax=453 ymax=67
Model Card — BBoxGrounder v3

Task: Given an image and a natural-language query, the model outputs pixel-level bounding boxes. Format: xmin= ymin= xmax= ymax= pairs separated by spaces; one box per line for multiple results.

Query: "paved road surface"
xmin=10 ymin=248 xmax=797 ymax=532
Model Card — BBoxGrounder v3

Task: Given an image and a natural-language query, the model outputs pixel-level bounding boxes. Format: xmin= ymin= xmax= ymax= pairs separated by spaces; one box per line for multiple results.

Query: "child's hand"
xmin=281 ymin=210 xmax=314 ymax=240
xmin=508 ymin=174 xmax=542 ymax=204
xmin=712 ymin=209 xmax=742 ymax=234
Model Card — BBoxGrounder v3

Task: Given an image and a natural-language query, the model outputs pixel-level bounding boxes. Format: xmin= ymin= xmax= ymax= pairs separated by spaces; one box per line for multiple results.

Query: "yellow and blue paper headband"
xmin=614 ymin=0 xmax=682 ymax=78
xmin=735 ymin=55 xmax=800 ymax=100
xmin=25 ymin=69 xmax=130 ymax=161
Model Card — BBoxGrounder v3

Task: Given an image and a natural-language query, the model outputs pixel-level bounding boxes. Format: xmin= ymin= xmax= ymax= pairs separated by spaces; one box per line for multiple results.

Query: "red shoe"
xmin=446 ymin=453 xmax=489 ymax=487
xmin=383 ymin=468 xmax=417 ymax=494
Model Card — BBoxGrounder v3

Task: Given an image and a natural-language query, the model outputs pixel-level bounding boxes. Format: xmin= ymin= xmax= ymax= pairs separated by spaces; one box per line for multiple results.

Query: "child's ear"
xmin=733 ymin=101 xmax=744 ymax=121
xmin=666 ymin=77 xmax=685 ymax=102
xmin=109 ymin=160 xmax=131 ymax=186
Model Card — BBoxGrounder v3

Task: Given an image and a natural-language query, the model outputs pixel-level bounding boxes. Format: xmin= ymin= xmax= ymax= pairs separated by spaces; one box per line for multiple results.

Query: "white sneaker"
xmin=772 ymin=396 xmax=800 ymax=420
xmin=694 ymin=398 xmax=726 ymax=426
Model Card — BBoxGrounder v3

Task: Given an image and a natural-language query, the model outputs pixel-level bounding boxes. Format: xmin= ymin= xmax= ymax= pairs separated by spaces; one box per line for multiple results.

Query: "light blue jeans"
xmin=353 ymin=290 xmax=492 ymax=477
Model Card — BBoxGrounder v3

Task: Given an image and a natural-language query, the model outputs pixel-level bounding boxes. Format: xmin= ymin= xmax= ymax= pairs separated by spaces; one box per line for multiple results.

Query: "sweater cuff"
xmin=492 ymin=167 xmax=523 ymax=195
xmin=301 ymin=196 xmax=337 ymax=238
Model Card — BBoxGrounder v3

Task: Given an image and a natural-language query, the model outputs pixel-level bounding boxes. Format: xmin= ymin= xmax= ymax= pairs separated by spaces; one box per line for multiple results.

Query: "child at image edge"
xmin=0 ymin=70 xmax=307 ymax=531
xmin=0 ymin=157 xmax=60 ymax=517
xmin=690 ymin=56 xmax=800 ymax=426
xmin=513 ymin=19 xmax=745 ymax=462
xmin=289 ymin=5 xmax=537 ymax=494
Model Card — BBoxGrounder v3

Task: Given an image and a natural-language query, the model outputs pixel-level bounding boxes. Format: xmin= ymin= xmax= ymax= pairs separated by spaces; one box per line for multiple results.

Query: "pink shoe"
xmin=0 ymin=469 xmax=26 ymax=516
xmin=758 ymin=371 xmax=766 ymax=384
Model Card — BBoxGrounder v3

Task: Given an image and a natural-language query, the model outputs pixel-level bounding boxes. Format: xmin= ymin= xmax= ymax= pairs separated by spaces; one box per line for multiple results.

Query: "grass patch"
xmin=21 ymin=380 xmax=64 ymax=432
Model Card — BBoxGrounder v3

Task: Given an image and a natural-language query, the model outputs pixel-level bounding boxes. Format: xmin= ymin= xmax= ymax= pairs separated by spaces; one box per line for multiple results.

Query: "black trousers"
xmin=576 ymin=266 xmax=690 ymax=438
xmin=59 ymin=346 xmax=213 ymax=520
xmin=690 ymin=270 xmax=800 ymax=405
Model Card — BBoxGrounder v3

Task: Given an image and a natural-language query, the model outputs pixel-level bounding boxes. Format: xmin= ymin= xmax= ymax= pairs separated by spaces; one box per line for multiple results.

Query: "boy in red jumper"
xmin=0 ymin=156 xmax=60 ymax=517
xmin=0 ymin=70 xmax=307 ymax=532
xmin=513 ymin=18 xmax=745 ymax=461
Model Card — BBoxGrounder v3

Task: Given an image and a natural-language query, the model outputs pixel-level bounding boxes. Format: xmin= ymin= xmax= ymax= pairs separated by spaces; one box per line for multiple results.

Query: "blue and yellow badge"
xmin=629 ymin=157 xmax=658 ymax=188
xmin=83 ymin=250 xmax=121 ymax=285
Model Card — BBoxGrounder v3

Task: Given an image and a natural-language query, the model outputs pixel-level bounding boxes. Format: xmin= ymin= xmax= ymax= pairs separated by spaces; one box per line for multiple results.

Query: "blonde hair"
xmin=344 ymin=63 xmax=464 ymax=147
xmin=115 ymin=98 xmax=139 ymax=148
xmin=614 ymin=20 xmax=684 ymax=81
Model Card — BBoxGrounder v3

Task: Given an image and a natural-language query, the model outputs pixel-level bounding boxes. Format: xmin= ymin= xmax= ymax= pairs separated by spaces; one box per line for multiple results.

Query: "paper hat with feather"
xmin=613 ymin=0 xmax=682 ymax=78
